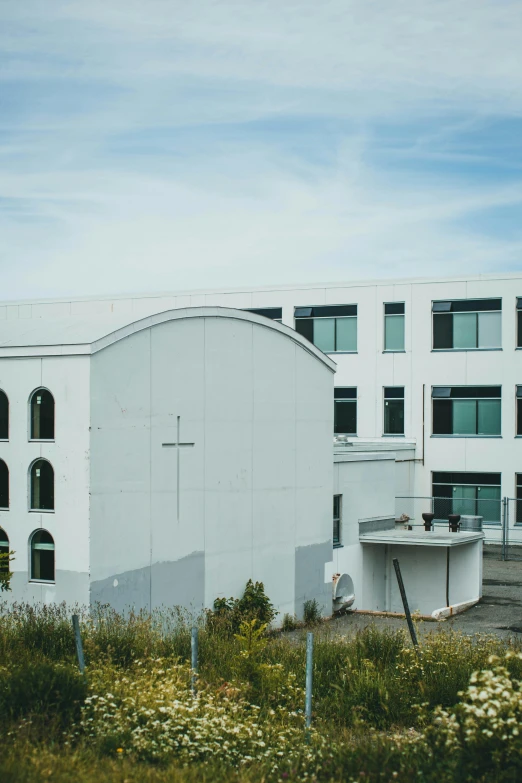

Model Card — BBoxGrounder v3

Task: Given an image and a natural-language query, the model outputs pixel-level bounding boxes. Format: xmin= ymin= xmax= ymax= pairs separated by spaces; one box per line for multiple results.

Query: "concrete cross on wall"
xmin=162 ymin=416 xmax=195 ymax=522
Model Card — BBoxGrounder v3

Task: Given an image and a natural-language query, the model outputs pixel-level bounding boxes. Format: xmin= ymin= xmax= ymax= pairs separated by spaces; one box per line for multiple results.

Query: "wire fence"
xmin=501 ymin=498 xmax=522 ymax=561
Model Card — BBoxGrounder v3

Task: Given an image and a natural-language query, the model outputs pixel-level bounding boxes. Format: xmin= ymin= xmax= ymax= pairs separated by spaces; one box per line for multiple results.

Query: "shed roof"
xmin=0 ymin=307 xmax=337 ymax=370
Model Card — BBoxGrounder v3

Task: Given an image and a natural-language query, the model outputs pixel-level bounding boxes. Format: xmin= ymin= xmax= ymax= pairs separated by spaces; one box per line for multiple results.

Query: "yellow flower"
xmin=116 ymin=748 xmax=123 ymax=754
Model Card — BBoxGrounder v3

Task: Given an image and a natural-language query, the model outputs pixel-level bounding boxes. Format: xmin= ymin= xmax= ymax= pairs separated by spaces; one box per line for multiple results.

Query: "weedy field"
xmin=2 ymin=585 xmax=522 ymax=783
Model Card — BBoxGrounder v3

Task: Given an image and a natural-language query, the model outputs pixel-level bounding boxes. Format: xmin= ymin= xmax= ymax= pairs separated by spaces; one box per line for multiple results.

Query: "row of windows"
xmin=0 ymin=459 xmax=54 ymax=511
xmin=252 ymin=297 xmax=522 ymax=353
xmin=334 ymin=386 xmax=522 ymax=437
xmin=0 ymin=528 xmax=55 ymax=582
xmin=0 ymin=389 xmax=55 ymax=441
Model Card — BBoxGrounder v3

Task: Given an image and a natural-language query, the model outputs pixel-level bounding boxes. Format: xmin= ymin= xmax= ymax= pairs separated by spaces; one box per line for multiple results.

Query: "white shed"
xmin=331 ymin=441 xmax=483 ymax=617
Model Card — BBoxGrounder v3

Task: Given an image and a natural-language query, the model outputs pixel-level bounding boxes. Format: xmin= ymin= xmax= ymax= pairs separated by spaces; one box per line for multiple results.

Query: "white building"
xmin=0 ymin=308 xmax=336 ymax=617
xmin=1 ymin=270 xmax=519 ymax=533
xmin=2 ymin=271 xmax=503 ymax=617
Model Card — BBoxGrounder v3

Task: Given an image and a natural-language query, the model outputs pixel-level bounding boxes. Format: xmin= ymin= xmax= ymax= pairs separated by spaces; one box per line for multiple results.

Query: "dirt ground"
xmin=320 ymin=546 xmax=522 ymax=640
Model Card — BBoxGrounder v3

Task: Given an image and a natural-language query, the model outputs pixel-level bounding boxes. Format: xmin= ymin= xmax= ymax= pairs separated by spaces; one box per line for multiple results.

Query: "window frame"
xmin=0 ymin=390 xmax=9 ymax=441
xmin=517 ymin=386 xmax=522 ymax=436
xmin=383 ymin=387 xmax=405 ymax=436
xmin=432 ymin=298 xmax=502 ymax=351
xmin=243 ymin=307 xmax=283 ymax=323
xmin=0 ymin=459 xmax=9 ymax=510
xmin=334 ymin=387 xmax=357 ymax=435
xmin=29 ymin=458 xmax=55 ymax=513
xmin=29 ymin=529 xmax=55 ymax=583
xmin=432 ymin=386 xmax=502 ymax=437
xmin=516 ymin=473 xmax=522 ymax=524
xmin=28 ymin=387 xmax=55 ymax=442
xmin=0 ymin=527 xmax=9 ymax=576
xmin=515 ymin=296 xmax=522 ymax=351
xmin=432 ymin=471 xmax=502 ymax=524
xmin=383 ymin=302 xmax=405 ymax=352
xmin=333 ymin=494 xmax=342 ymax=547
xmin=294 ymin=304 xmax=358 ymax=353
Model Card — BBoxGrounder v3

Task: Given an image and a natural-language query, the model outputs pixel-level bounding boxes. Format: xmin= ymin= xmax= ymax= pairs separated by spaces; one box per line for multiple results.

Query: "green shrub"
xmin=281 ymin=613 xmax=298 ymax=631
xmin=207 ymin=580 xmax=277 ymax=635
xmin=303 ymin=599 xmax=321 ymax=626
xmin=0 ymin=660 xmax=87 ymax=727
xmin=0 ymin=550 xmax=14 ymax=593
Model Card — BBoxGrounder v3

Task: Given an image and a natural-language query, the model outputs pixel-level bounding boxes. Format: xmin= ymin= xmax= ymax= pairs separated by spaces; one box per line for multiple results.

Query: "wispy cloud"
xmin=1 ymin=1 xmax=522 ymax=299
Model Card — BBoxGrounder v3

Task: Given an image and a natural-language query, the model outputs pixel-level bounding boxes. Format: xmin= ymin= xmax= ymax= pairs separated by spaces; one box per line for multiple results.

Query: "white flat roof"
xmin=0 ymin=271 xmax=521 ymax=308
xmin=359 ymin=529 xmax=484 ymax=547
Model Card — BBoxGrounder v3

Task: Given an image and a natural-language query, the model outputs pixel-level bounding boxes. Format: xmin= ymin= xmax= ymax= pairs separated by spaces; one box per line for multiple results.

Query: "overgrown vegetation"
xmin=0 ymin=549 xmax=14 ymax=592
xmin=2 ymin=590 xmax=522 ymax=782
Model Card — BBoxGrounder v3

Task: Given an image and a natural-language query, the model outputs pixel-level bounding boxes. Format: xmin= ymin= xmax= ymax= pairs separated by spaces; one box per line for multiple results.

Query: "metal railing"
xmin=501 ymin=498 xmax=522 ymax=561
xmin=396 ymin=496 xmax=522 ymax=561
xmin=396 ymin=496 xmax=501 ymax=525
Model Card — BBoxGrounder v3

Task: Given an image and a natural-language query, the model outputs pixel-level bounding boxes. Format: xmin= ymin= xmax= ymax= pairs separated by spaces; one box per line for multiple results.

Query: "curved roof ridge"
xmin=91 ymin=306 xmax=336 ymax=371
xmin=0 ymin=306 xmax=337 ymax=371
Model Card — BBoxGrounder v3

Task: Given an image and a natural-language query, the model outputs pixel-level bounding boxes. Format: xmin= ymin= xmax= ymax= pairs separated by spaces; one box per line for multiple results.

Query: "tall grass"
xmin=0 ymin=601 xmax=517 ymax=729
xmin=1 ymin=601 xmax=522 ymax=782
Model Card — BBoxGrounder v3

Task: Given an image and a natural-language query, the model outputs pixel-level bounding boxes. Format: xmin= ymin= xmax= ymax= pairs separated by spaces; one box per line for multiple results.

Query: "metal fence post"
xmin=392 ymin=558 xmax=419 ymax=653
xmin=72 ymin=614 xmax=85 ymax=675
xmin=502 ymin=497 xmax=508 ymax=561
xmin=305 ymin=632 xmax=313 ymax=731
xmin=191 ymin=626 xmax=198 ymax=694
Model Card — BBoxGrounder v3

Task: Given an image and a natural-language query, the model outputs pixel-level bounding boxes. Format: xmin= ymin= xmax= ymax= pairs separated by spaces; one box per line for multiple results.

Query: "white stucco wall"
xmin=0 ymin=355 xmax=90 ymax=605
xmin=89 ymin=312 xmax=334 ymax=620
xmin=331 ymin=452 xmax=396 ymax=611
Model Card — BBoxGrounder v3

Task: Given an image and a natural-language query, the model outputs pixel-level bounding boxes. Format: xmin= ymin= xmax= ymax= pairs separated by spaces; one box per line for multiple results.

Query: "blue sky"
xmin=1 ymin=0 xmax=522 ymax=299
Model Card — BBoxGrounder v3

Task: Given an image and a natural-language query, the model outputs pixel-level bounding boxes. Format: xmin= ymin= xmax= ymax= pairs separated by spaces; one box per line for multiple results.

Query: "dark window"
xmin=384 ymin=303 xmax=405 ymax=351
xmin=518 ymin=386 xmax=522 ymax=436
xmin=384 ymin=387 xmax=404 ymax=435
xmin=0 ymin=528 xmax=9 ymax=575
xmin=30 ymin=530 xmax=55 ymax=582
xmin=433 ymin=299 xmax=501 ymax=350
xmin=244 ymin=307 xmax=282 ymax=322
xmin=432 ymin=472 xmax=501 ymax=523
xmin=0 ymin=391 xmax=8 ymax=439
xmin=432 ymin=387 xmax=501 ymax=436
xmin=30 ymin=389 xmax=55 ymax=440
xmin=0 ymin=460 xmax=8 ymax=509
xmin=334 ymin=388 xmax=357 ymax=435
xmin=30 ymin=460 xmax=54 ymax=511
xmin=433 ymin=471 xmax=501 ymax=485
xmin=333 ymin=495 xmax=341 ymax=546
xmin=295 ymin=305 xmax=357 ymax=352
xmin=433 ymin=299 xmax=502 ymax=313
xmin=517 ymin=474 xmax=522 ymax=524
xmin=517 ymin=298 xmax=522 ymax=348
xmin=295 ymin=305 xmax=357 ymax=318
xmin=433 ymin=313 xmax=453 ymax=349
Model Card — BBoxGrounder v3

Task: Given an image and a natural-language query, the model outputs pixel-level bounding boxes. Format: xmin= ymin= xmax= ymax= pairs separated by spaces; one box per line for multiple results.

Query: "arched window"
xmin=0 ymin=460 xmax=8 ymax=509
xmin=30 ymin=529 xmax=55 ymax=582
xmin=30 ymin=459 xmax=54 ymax=511
xmin=0 ymin=528 xmax=9 ymax=575
xmin=0 ymin=391 xmax=8 ymax=439
xmin=30 ymin=389 xmax=55 ymax=440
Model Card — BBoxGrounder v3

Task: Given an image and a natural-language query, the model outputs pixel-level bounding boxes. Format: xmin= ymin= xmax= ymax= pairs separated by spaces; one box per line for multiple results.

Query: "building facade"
xmin=1 ymin=271 xmax=521 ymax=536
